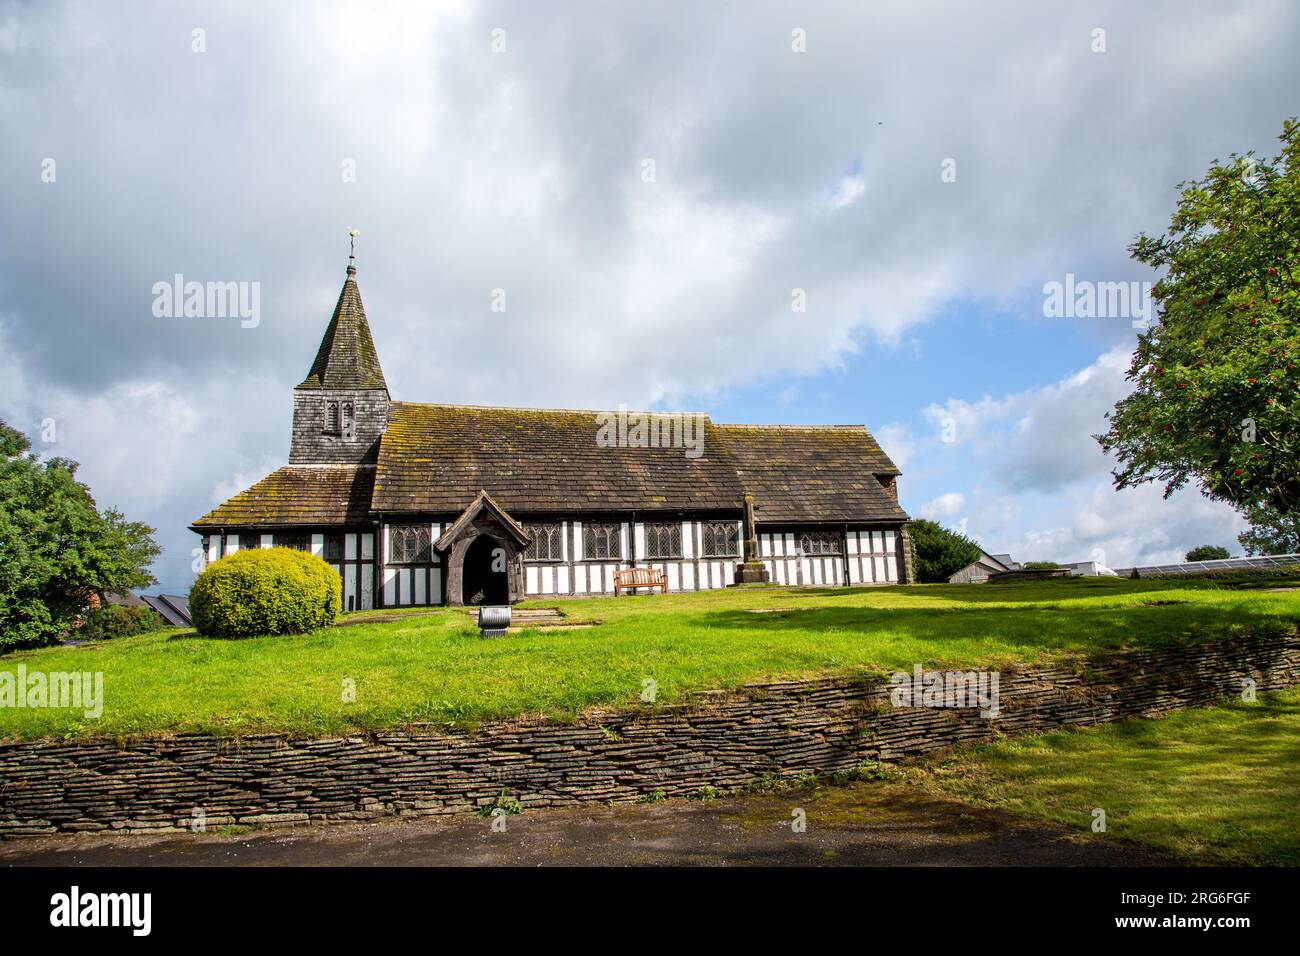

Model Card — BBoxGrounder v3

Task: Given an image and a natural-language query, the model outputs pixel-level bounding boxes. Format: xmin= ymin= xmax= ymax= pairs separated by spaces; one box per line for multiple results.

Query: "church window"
xmin=583 ymin=522 xmax=622 ymax=560
xmin=798 ymin=530 xmax=841 ymax=555
xmin=643 ymin=522 xmax=682 ymax=559
xmin=702 ymin=521 xmax=739 ymax=557
xmin=324 ymin=401 xmax=341 ymax=435
xmin=389 ymin=524 xmax=432 ymax=564
xmin=524 ymin=523 xmax=562 ymax=562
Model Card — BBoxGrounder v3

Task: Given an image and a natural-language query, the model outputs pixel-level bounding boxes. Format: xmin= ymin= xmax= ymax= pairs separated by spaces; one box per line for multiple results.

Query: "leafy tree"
xmin=907 ymin=519 xmax=983 ymax=583
xmin=1097 ymin=118 xmax=1300 ymax=520
xmin=0 ymin=420 xmax=160 ymax=650
xmin=1185 ymin=545 xmax=1231 ymax=562
xmin=1237 ymin=501 xmax=1300 ymax=555
xmin=1020 ymin=561 xmax=1061 ymax=570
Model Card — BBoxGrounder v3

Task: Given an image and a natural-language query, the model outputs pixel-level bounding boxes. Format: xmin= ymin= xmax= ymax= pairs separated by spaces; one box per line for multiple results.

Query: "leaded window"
xmin=643 ymin=522 xmax=682 ymax=559
xmin=524 ymin=523 xmax=562 ymax=562
xmin=799 ymin=530 xmax=842 ymax=556
xmin=389 ymin=524 xmax=432 ymax=564
xmin=583 ymin=522 xmax=622 ymax=560
xmin=323 ymin=534 xmax=343 ymax=562
xmin=702 ymin=521 xmax=740 ymax=557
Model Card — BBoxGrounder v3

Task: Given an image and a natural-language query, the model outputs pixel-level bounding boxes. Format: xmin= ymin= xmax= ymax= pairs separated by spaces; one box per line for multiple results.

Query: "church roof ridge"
xmin=714 ymin=422 xmax=868 ymax=431
xmin=391 ymin=400 xmax=712 ymax=419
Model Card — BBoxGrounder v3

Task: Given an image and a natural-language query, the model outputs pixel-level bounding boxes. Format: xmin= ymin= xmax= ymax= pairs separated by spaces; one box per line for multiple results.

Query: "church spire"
xmin=297 ymin=233 xmax=387 ymax=392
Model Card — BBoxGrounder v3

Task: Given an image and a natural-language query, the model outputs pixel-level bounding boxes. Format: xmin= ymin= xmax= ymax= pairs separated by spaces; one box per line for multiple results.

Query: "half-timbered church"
xmin=192 ymin=257 xmax=914 ymax=610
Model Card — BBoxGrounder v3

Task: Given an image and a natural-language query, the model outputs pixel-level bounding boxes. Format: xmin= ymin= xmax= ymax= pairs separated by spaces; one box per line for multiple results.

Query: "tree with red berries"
xmin=1097 ymin=118 xmax=1300 ymax=533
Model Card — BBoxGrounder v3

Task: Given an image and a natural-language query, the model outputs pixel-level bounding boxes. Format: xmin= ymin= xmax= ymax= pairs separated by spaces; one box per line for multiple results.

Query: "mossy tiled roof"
xmin=297 ymin=274 xmax=388 ymax=390
xmin=367 ymin=403 xmax=907 ymax=522
xmin=714 ymin=424 xmax=907 ymax=523
xmin=191 ymin=466 xmax=376 ymax=528
xmin=371 ymin=402 xmax=746 ymax=514
xmin=194 ymin=406 xmax=907 ymax=528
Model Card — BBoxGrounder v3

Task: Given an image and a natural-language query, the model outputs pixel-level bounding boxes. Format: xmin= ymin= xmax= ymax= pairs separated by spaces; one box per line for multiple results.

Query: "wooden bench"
xmin=614 ymin=566 xmax=668 ymax=596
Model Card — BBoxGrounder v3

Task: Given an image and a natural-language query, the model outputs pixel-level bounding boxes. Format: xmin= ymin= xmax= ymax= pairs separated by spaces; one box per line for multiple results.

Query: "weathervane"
xmin=347 ymin=228 xmax=360 ymax=274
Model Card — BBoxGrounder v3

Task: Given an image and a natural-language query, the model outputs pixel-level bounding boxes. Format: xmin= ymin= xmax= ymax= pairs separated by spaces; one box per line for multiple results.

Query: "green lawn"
xmin=1 ymin=576 xmax=1297 ymax=741
xmin=913 ymin=687 xmax=1300 ymax=865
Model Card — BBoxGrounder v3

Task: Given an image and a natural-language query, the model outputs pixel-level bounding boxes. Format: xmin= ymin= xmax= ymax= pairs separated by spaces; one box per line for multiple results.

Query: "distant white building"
xmin=1059 ymin=560 xmax=1118 ymax=577
xmin=949 ymin=552 xmax=1118 ymax=583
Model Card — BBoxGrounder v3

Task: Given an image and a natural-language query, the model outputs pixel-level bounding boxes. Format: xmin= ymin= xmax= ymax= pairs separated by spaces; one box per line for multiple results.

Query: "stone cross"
xmin=734 ymin=493 xmax=770 ymax=584
xmin=742 ymin=493 xmax=758 ymax=562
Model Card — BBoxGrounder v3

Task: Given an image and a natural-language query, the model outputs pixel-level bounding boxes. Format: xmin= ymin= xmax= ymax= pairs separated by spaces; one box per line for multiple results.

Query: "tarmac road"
xmin=0 ymin=780 xmax=1164 ymax=867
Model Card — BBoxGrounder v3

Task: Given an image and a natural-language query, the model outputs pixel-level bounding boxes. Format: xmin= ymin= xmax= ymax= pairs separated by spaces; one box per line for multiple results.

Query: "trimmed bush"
xmin=78 ymin=604 xmax=164 ymax=640
xmin=190 ymin=547 xmax=341 ymax=638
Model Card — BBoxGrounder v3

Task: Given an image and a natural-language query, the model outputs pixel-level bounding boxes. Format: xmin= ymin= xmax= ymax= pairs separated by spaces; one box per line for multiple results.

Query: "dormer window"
xmin=342 ymin=401 xmax=355 ymax=441
xmin=324 ymin=401 xmax=341 ymax=435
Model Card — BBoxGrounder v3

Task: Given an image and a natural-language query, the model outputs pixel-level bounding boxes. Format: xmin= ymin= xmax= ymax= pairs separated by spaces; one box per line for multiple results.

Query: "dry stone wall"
xmin=1 ymin=632 xmax=1297 ymax=836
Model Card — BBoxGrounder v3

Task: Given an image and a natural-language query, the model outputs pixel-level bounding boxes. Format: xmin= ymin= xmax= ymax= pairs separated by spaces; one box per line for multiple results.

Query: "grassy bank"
xmin=0 ymin=576 xmax=1297 ymax=741
xmin=911 ymin=687 xmax=1300 ymax=865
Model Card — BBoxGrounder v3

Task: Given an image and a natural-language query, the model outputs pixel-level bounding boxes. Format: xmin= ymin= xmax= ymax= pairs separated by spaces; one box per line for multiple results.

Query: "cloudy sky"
xmin=1 ymin=0 xmax=1296 ymax=592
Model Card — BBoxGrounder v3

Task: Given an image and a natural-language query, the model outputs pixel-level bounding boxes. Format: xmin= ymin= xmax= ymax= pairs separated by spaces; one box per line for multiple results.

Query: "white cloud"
xmin=4 ymin=1 xmax=1295 ymax=404
xmin=920 ymin=491 xmax=965 ymax=520
xmin=910 ymin=348 xmax=1247 ymax=567
xmin=874 ymin=422 xmax=916 ymax=471
xmin=996 ymin=480 xmax=1245 ymax=569
xmin=923 ymin=346 xmax=1133 ymax=490
xmin=830 ymin=172 xmax=866 ymax=209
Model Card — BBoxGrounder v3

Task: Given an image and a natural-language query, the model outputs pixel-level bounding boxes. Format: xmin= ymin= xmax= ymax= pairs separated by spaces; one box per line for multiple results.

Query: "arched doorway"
xmin=436 ymin=490 xmax=531 ymax=606
xmin=461 ymin=534 xmax=508 ymax=605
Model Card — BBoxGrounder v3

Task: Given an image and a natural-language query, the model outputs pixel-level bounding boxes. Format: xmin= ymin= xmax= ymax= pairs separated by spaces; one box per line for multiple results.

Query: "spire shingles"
xmin=297 ymin=268 xmax=388 ymax=391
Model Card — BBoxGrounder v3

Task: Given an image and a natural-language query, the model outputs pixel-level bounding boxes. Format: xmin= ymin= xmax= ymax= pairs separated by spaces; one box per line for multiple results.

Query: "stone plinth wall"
xmin=1 ymin=632 xmax=1297 ymax=836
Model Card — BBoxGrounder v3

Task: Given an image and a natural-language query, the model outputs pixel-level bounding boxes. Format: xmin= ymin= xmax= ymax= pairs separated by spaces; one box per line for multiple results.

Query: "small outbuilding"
xmin=948 ymin=551 xmax=1016 ymax=584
